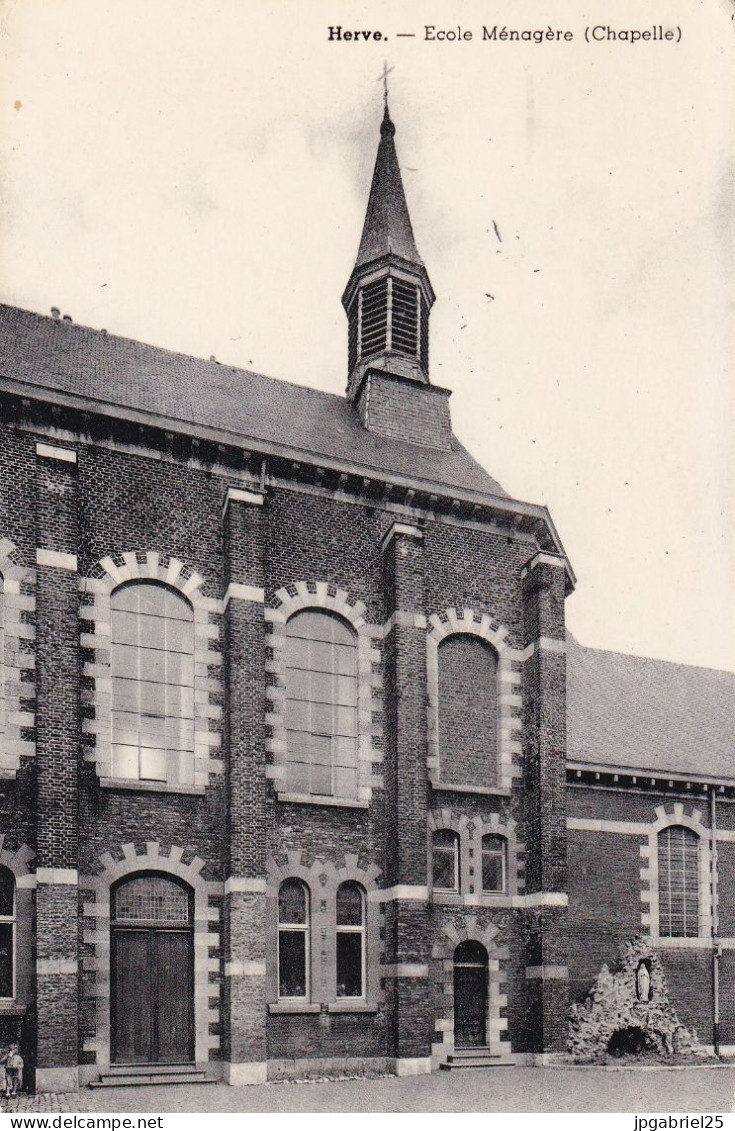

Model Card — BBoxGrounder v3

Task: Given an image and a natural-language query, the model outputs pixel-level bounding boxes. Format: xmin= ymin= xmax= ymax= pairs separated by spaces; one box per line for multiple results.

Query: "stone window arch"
xmin=80 ymin=552 xmax=222 ymax=792
xmin=428 ymin=809 xmax=523 ymax=906
xmin=426 ymin=607 xmax=521 ymax=793
xmin=266 ymin=850 xmax=383 ymax=1012
xmin=265 ymin=581 xmax=383 ymax=806
xmin=640 ymin=804 xmax=712 ymax=944
xmin=0 ymin=539 xmax=36 ymax=776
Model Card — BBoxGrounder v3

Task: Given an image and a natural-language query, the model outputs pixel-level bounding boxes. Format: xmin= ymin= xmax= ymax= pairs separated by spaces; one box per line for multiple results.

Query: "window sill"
xmin=431 ymin=781 xmax=511 ymax=798
xmin=268 ymin=1002 xmax=322 ymax=1014
xmin=99 ymin=778 xmax=206 ymax=797
xmin=0 ymin=1003 xmax=26 ymax=1016
xmin=276 ymin=792 xmax=369 ymax=809
xmin=650 ymin=936 xmax=712 ymax=949
xmin=327 ymin=1001 xmax=378 ymax=1014
xmin=431 ymin=891 xmax=513 ymax=907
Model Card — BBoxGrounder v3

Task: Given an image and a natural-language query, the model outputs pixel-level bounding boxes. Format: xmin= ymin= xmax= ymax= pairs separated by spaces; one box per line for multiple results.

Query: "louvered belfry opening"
xmin=391 ymin=279 xmax=417 ymax=357
xmin=347 ymin=275 xmax=428 ymax=375
xmin=361 ymin=277 xmax=389 ymax=357
xmin=419 ymin=295 xmax=429 ymax=372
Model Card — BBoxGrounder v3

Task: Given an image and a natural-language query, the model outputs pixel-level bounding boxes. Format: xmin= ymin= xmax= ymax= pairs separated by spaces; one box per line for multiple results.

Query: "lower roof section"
xmin=567 ymin=634 xmax=735 ymax=784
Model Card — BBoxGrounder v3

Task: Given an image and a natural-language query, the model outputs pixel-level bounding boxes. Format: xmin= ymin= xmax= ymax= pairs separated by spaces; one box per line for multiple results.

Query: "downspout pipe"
xmin=711 ymin=785 xmax=721 ymax=1058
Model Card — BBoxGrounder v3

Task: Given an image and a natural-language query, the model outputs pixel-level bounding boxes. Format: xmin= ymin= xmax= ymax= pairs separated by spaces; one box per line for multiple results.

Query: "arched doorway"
xmin=453 ymin=940 xmax=489 ymax=1049
xmin=111 ymin=873 xmax=194 ymax=1065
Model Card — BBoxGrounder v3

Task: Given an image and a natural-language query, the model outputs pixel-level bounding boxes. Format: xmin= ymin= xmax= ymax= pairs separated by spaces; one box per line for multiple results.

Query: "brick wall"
xmin=354 ymin=372 xmax=452 ymax=450
xmin=566 ymin=782 xmax=731 ymax=1048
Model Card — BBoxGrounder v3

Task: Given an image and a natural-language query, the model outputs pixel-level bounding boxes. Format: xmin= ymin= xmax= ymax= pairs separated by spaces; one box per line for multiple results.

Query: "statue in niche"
xmin=636 ymin=959 xmax=652 ymax=1002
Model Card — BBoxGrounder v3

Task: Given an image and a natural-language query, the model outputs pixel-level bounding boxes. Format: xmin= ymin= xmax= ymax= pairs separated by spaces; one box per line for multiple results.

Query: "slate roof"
xmin=0 ymin=303 xmax=508 ymax=499
xmin=354 ymin=110 xmax=423 ymax=269
xmin=567 ymin=634 xmax=735 ymax=782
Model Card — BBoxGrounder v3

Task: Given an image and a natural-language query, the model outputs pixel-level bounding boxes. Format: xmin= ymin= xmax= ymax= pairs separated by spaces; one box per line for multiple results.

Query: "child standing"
xmin=5 ymin=1045 xmax=22 ymax=1097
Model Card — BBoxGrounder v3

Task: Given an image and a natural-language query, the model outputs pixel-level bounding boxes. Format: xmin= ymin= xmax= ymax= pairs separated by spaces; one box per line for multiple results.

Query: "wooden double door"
xmin=111 ymin=875 xmax=194 ymax=1065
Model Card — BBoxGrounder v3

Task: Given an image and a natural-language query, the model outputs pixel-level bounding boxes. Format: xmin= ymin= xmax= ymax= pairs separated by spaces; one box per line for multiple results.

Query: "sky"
xmin=1 ymin=0 xmax=733 ymax=671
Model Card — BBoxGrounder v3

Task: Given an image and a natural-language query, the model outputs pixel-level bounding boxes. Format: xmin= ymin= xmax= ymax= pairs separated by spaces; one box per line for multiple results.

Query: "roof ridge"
xmin=0 ymin=301 xmax=353 ymax=406
xmin=570 ymin=636 xmax=735 ymax=678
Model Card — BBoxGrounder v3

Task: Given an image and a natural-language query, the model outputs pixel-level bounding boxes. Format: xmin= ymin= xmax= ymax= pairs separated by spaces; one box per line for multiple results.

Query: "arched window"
xmin=658 ymin=826 xmax=700 ymax=938
xmin=0 ymin=866 xmax=15 ymax=1000
xmin=432 ymin=830 xmax=460 ymax=894
xmin=438 ymin=635 xmax=498 ymax=789
xmin=481 ymin=834 xmax=507 ymax=894
xmin=110 ymin=582 xmax=195 ymax=785
xmin=278 ymin=880 xmax=310 ymax=999
xmin=284 ymin=610 xmax=358 ymax=799
xmin=336 ymin=882 xmax=365 ymax=998
xmin=113 ymin=874 xmax=191 ymax=924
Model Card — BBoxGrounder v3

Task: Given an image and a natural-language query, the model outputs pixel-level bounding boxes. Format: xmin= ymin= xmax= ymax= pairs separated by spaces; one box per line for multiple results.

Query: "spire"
xmin=342 ymin=102 xmax=435 ymax=403
xmin=354 ymin=105 xmax=423 ymax=269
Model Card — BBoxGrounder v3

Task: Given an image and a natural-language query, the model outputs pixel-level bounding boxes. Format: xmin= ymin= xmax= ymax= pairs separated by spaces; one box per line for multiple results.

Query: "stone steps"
xmin=441 ymin=1047 xmax=514 ymax=1070
xmin=90 ymin=1066 xmax=212 ymax=1089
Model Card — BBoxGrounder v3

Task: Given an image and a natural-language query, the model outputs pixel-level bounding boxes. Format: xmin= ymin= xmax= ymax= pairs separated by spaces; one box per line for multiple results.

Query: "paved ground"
xmin=2 ymin=1066 xmax=735 ymax=1114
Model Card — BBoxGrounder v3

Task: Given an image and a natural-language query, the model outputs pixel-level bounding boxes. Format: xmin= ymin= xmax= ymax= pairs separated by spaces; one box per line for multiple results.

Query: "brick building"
xmin=0 ymin=104 xmax=732 ymax=1091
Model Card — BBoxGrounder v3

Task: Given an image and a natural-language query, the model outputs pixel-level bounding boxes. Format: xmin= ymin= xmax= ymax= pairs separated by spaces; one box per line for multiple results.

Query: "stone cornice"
xmin=568 ymin=760 xmax=735 ymax=797
xmin=2 ymin=383 xmax=574 ymax=590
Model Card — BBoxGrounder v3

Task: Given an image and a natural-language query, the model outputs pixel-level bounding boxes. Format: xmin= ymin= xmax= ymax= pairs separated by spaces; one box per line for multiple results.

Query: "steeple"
xmin=354 ymin=107 xmax=423 ymax=270
xmin=342 ymin=103 xmax=436 ymax=404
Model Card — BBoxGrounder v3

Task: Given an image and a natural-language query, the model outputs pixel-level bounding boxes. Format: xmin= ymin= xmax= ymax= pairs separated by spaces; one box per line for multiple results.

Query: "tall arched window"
xmin=658 ymin=826 xmax=700 ymax=938
xmin=336 ymin=882 xmax=365 ymax=998
xmin=0 ymin=866 xmax=15 ymax=1000
xmin=432 ymin=830 xmax=460 ymax=894
xmin=278 ymin=880 xmax=310 ymax=1000
xmin=481 ymin=834 xmax=507 ymax=894
xmin=110 ymin=582 xmax=195 ymax=785
xmin=438 ymin=635 xmax=498 ymax=789
xmin=284 ymin=610 xmax=358 ymax=799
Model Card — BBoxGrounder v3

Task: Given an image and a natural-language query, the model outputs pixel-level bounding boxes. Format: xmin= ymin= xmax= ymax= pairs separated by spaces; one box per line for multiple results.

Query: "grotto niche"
xmin=568 ymin=937 xmax=708 ymax=1063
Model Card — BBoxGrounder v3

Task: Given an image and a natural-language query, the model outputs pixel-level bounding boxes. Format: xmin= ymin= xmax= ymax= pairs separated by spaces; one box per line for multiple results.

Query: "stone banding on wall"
xmin=426 ymin=607 xmax=521 ymax=792
xmin=266 ymin=850 xmax=383 ymax=1009
xmin=0 ymin=538 xmax=36 ymax=776
xmin=81 ymin=841 xmax=222 ymax=1071
xmin=79 ymin=551 xmax=223 ymax=789
xmin=640 ymin=802 xmax=713 ymax=944
xmin=431 ymin=917 xmax=511 ymax=1069
xmin=428 ymin=807 xmax=524 ymax=906
xmin=264 ymin=581 xmax=383 ymax=803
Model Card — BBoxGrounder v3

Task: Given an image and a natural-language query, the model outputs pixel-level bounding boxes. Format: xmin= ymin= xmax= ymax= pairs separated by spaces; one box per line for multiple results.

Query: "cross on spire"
xmin=379 ymin=62 xmax=394 ymax=113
